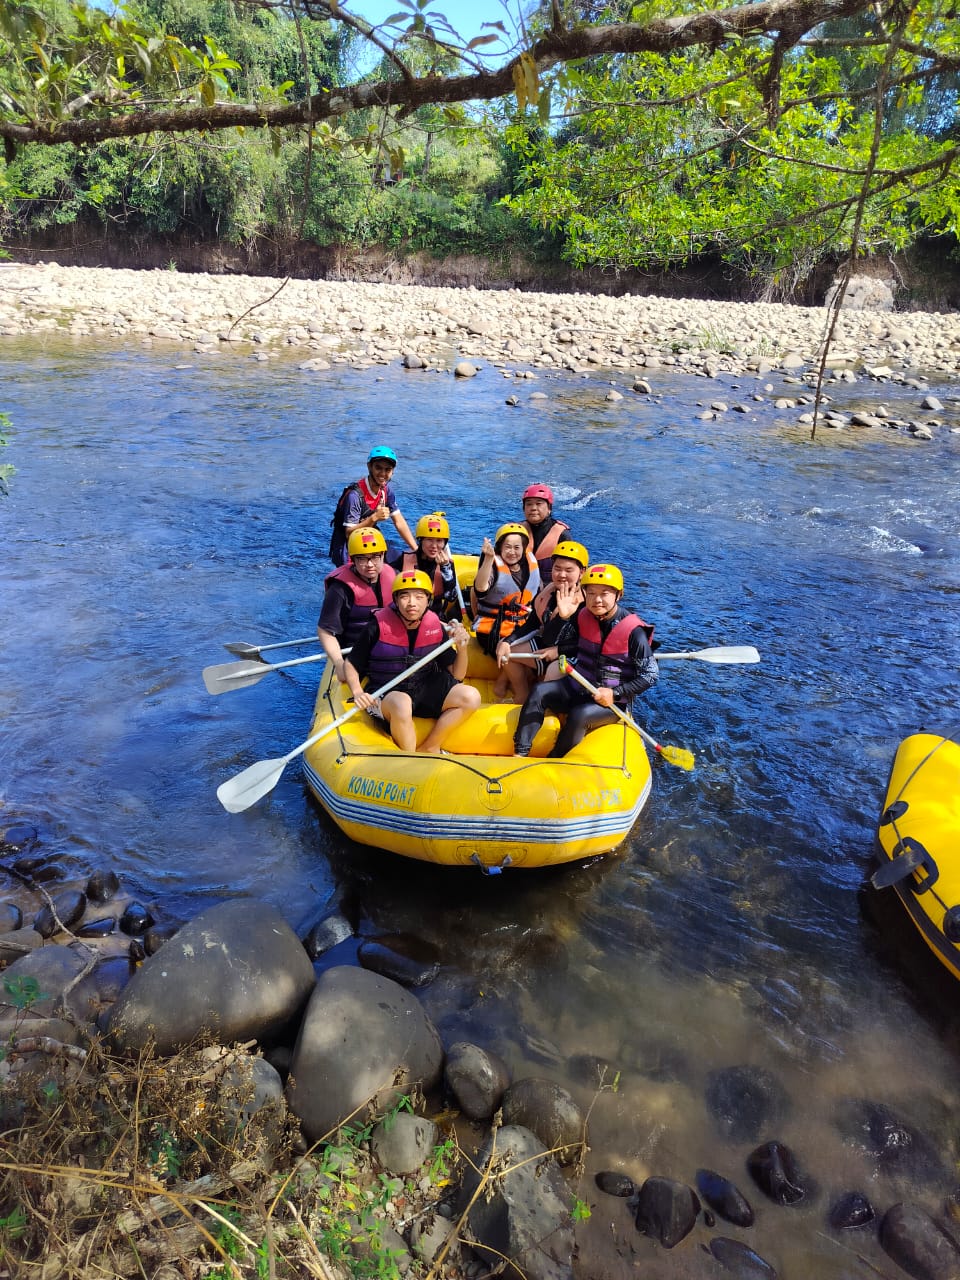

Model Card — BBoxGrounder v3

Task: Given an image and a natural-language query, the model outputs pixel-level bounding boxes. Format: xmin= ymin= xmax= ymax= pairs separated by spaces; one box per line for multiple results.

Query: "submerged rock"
xmin=34 ymin=890 xmax=86 ymax=938
xmin=501 ymin=1077 xmax=585 ymax=1164
xmin=695 ymin=1168 xmax=755 ymax=1227
xmin=746 ymin=1142 xmax=810 ymax=1206
xmin=829 ymin=1190 xmax=876 ymax=1230
xmin=709 ymin=1237 xmax=778 ymax=1278
xmin=880 ymin=1202 xmax=960 ymax=1280
xmin=635 ymin=1176 xmax=700 ymax=1248
xmin=445 ymin=1041 xmax=511 ymax=1121
xmin=86 ymin=869 xmax=121 ymax=904
xmin=706 ymin=1065 xmax=790 ymax=1142
xmin=595 ymin=1171 xmax=636 ymax=1198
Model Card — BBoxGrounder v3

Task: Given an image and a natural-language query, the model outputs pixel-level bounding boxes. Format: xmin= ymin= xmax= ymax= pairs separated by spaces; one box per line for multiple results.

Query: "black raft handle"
xmin=871 ymin=836 xmax=939 ymax=893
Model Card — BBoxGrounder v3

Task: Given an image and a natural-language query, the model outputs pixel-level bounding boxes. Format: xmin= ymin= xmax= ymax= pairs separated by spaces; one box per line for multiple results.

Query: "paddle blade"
xmin=224 ymin=641 xmax=263 ymax=658
xmin=656 ymin=743 xmax=696 ymax=771
xmin=658 ymin=646 xmax=761 ymax=664
xmin=203 ymin=660 xmax=268 ymax=694
xmin=217 ymin=756 xmax=287 ymax=813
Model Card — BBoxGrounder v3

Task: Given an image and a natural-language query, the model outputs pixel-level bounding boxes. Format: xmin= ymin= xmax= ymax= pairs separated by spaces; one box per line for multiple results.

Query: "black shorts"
xmin=408 ymin=670 xmax=458 ymax=719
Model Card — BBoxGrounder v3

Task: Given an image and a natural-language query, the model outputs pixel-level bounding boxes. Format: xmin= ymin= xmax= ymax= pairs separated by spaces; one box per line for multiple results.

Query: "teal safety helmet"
xmin=368 ymin=445 xmax=397 ymax=464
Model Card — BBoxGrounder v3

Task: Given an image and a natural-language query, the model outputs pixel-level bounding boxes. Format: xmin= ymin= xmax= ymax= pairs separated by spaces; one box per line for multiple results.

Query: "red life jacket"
xmin=472 ymin=553 xmax=542 ymax=638
xmin=401 ymin=550 xmax=445 ymax=600
xmin=325 ymin=562 xmax=396 ymax=647
xmin=524 ymin=517 xmax=570 ymax=575
xmin=575 ymin=609 xmax=654 ymax=690
xmin=365 ymin=605 xmax=447 ymax=684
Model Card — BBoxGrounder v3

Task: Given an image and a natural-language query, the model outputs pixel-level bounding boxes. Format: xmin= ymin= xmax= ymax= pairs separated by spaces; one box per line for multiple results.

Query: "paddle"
xmin=216 ymin=638 xmax=457 ymax=813
xmin=558 ymin=657 xmax=695 ymax=771
xmin=224 ymin=635 xmax=319 ymax=659
xmin=203 ymin=651 xmax=334 ymax=695
xmin=656 ymin=645 xmax=760 ymax=664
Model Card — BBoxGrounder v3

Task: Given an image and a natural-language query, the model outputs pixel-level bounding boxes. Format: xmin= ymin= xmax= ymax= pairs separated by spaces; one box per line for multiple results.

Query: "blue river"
xmin=2 ymin=335 xmax=960 ymax=1274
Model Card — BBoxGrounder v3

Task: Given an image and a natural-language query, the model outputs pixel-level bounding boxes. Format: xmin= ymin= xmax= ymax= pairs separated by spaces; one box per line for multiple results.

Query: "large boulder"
xmin=880 ymin=1203 xmax=960 ymax=1280
xmin=459 ymin=1125 xmax=574 ymax=1280
xmin=286 ymin=966 xmax=443 ymax=1143
xmin=106 ymin=899 xmax=314 ymax=1054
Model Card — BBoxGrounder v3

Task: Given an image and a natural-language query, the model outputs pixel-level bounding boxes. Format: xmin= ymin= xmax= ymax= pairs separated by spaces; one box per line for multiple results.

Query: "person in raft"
xmin=494 ymin=539 xmax=590 ymax=700
xmin=521 ymin=483 xmax=574 ymax=579
xmin=471 ymin=522 xmax=542 ymax=703
xmin=389 ymin=511 xmax=462 ymax=623
xmin=344 ymin=570 xmax=478 ymax=754
xmin=513 ymin=563 xmax=658 ymax=758
xmin=317 ymin=527 xmax=396 ymax=683
xmin=336 ymin=445 xmax=417 ymax=565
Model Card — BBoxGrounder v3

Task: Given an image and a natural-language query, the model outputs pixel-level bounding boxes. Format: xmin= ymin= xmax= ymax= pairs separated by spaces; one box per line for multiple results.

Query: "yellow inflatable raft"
xmin=302 ymin=640 xmax=652 ymax=871
xmin=874 ymin=732 xmax=960 ymax=979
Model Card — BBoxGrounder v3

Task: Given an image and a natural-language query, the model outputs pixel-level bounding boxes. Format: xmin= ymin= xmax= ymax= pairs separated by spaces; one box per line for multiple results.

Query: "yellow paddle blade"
xmin=658 ymin=743 xmax=696 ymax=771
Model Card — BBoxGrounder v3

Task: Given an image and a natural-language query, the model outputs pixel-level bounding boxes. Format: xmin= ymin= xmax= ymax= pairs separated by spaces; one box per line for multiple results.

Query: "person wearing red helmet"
xmin=521 ymin=483 xmax=574 ymax=579
xmin=513 ymin=563 xmax=658 ymax=757
xmin=331 ymin=445 xmax=417 ymax=566
xmin=344 ymin=570 xmax=477 ymax=753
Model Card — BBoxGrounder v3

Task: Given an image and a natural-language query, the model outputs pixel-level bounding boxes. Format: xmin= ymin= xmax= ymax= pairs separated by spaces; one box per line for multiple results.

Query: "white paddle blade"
xmin=202 ymin=660 xmax=268 ymax=694
xmin=217 ymin=756 xmax=288 ymax=813
xmin=657 ymin=646 xmax=761 ymax=664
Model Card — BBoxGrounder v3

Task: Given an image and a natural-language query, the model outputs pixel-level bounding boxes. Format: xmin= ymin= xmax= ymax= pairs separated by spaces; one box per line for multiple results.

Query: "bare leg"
xmin=380 ymin=691 xmax=417 ymax=752
xmin=505 ymin=662 xmax=533 ymax=704
xmin=420 ymin=685 xmax=481 ymax=753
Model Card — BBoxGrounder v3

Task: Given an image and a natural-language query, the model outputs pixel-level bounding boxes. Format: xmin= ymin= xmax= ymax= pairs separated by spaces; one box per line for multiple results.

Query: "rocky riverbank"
xmin=5 ymin=820 xmax=960 ymax=1280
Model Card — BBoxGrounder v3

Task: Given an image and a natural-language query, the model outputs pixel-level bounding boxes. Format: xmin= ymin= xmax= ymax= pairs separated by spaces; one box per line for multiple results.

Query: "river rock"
xmin=501 ymin=1077 xmax=585 ymax=1164
xmin=880 ymin=1202 xmax=960 ymax=1280
xmin=118 ymin=902 xmax=155 ymax=935
xmin=85 ymin=869 xmax=121 ymax=904
xmin=144 ymin=923 xmax=180 ymax=955
xmin=454 ymin=361 xmax=477 ymax=378
xmin=0 ymin=903 xmax=23 ymax=933
xmin=459 ymin=1124 xmax=574 ymax=1280
xmin=829 ymin=1190 xmax=876 ymax=1229
xmin=106 ymin=898 xmax=315 ymax=1054
xmin=709 ymin=1237 xmax=778 ymax=1278
xmin=33 ymin=890 xmax=86 ymax=938
xmin=358 ymin=936 xmax=440 ymax=988
xmin=595 ymin=1171 xmax=636 ymax=1197
xmin=302 ymin=908 xmax=354 ymax=959
xmin=287 ymin=965 xmax=442 ymax=1143
xmin=634 ymin=1176 xmax=700 ymax=1248
xmin=444 ymin=1040 xmax=511 ymax=1120
xmin=746 ymin=1141 xmax=811 ymax=1206
xmin=75 ymin=917 xmax=115 ymax=938
xmin=706 ymin=1065 xmax=790 ymax=1142
xmin=834 ymin=1099 xmax=948 ymax=1186
xmin=64 ymin=955 xmax=132 ymax=1024
xmin=371 ymin=1112 xmax=437 ymax=1175
xmin=695 ymin=1168 xmax=755 ymax=1227
xmin=200 ymin=1048 xmax=285 ymax=1149
xmin=0 ymin=945 xmax=88 ymax=1018
xmin=410 ymin=1211 xmax=459 ymax=1267
xmin=0 ymin=823 xmax=39 ymax=850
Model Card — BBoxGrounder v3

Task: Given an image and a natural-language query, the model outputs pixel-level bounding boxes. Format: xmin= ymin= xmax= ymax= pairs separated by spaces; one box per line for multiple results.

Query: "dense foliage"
xmin=0 ymin=0 xmax=958 ymax=292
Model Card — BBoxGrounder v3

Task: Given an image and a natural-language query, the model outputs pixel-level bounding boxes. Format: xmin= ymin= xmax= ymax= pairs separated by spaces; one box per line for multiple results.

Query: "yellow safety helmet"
xmin=392 ymin=569 xmax=433 ymax=596
xmin=582 ymin=563 xmax=624 ymax=593
xmin=347 ymin=527 xmax=387 ymax=558
xmin=495 ymin=522 xmax=530 ymax=550
xmin=553 ymin=540 xmax=589 ymax=570
xmin=416 ymin=512 xmax=450 ymax=540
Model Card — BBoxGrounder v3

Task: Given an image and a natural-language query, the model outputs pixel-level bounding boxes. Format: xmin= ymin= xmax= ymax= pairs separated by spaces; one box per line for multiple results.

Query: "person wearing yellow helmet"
xmin=318 ymin=525 xmax=396 ymax=682
xmin=330 ymin=445 xmax=417 ymax=566
xmin=513 ymin=562 xmax=658 ymax=757
xmin=521 ymin=483 xmax=575 ymax=578
xmin=389 ymin=512 xmax=461 ymax=622
xmin=344 ymin=569 xmax=477 ymax=753
xmin=471 ymin=522 xmax=543 ymax=701
xmin=494 ymin=539 xmax=590 ymax=698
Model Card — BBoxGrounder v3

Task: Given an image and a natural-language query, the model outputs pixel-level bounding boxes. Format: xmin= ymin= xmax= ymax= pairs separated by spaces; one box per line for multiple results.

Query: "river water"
xmin=3 ymin=336 xmax=960 ymax=1275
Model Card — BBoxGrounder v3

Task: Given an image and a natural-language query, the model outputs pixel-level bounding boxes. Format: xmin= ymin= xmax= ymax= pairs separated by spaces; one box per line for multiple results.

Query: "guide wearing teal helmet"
xmin=329 ymin=443 xmax=416 ymax=566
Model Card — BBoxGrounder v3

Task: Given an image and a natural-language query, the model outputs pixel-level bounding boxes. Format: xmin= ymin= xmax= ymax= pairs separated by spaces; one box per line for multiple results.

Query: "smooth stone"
xmin=0 ymin=945 xmax=88 ymax=1017
xmin=566 ymin=1052 xmax=619 ymax=1088
xmin=119 ymin=902 xmax=155 ymax=935
xmin=64 ymin=955 xmax=133 ymax=1023
xmin=709 ymin=1237 xmax=778 ymax=1278
xmin=0 ymin=903 xmax=23 ymax=934
xmin=829 ymin=1190 xmax=876 ymax=1229
xmin=444 ymin=1041 xmax=511 ymax=1121
xmin=695 ymin=1168 xmax=755 ymax=1227
xmin=75 ymin=917 xmax=116 ymax=938
xmin=1 ymin=823 xmax=39 ymax=850
xmin=357 ymin=938 xmax=440 ymax=988
xmin=107 ymin=899 xmax=315 ymax=1054
xmin=86 ymin=869 xmax=121 ymax=904
xmin=501 ymin=1077 xmax=585 ymax=1164
xmin=459 ymin=1125 xmax=573 ymax=1280
xmin=302 ymin=910 xmax=354 ymax=959
xmin=746 ymin=1141 xmax=810 ymax=1206
xmin=0 ymin=927 xmax=45 ymax=964
xmin=454 ymin=361 xmax=478 ymax=378
xmin=835 ymin=1099 xmax=947 ymax=1186
xmin=634 ymin=1176 xmax=700 ymax=1248
xmin=880 ymin=1202 xmax=960 ymax=1280
xmin=595 ymin=1171 xmax=636 ymax=1197
xmin=402 ymin=352 xmax=426 ymax=369
xmin=371 ymin=1112 xmax=438 ymax=1175
xmin=410 ymin=1212 xmax=459 ymax=1267
xmin=34 ymin=890 xmax=87 ymax=938
xmin=143 ymin=923 xmax=180 ymax=955
xmin=706 ymin=1065 xmax=790 ymax=1142
xmin=287 ymin=966 xmax=442 ymax=1144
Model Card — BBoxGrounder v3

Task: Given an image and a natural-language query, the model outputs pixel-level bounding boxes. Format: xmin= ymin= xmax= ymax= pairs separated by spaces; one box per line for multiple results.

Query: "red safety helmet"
xmin=522 ymin=483 xmax=554 ymax=506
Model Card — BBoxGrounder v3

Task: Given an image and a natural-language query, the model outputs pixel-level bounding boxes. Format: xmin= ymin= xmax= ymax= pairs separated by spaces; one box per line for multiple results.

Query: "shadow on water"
xmin=4 ymin=337 xmax=960 ymax=1276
